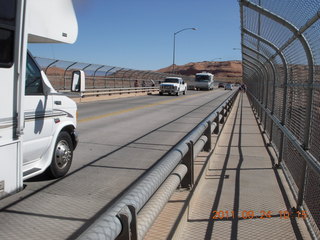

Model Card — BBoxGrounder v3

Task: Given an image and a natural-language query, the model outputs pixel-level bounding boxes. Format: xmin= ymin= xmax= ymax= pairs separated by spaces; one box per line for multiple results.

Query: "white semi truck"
xmin=0 ymin=0 xmax=80 ymax=199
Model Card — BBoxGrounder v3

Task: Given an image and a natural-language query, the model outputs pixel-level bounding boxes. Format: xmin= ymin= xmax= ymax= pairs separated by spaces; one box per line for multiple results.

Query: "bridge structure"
xmin=0 ymin=0 xmax=319 ymax=239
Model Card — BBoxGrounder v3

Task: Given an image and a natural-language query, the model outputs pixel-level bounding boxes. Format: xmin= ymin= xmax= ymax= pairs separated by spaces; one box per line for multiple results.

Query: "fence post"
xmin=180 ymin=141 xmax=194 ymax=189
xmin=93 ymin=65 xmax=104 ymax=89
xmin=63 ymin=62 xmax=78 ymax=90
xmin=243 ymin=53 xmax=268 ymax=127
xmin=116 ymin=205 xmax=137 ymax=240
xmin=214 ymin=114 xmax=220 ymax=134
xmin=203 ymin=121 xmax=212 ymax=152
xmin=104 ymin=67 xmax=116 ymax=88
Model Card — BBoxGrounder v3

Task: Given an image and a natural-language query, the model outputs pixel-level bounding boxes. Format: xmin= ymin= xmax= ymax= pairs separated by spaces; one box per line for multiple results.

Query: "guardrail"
xmin=62 ymin=87 xmax=159 ymax=98
xmin=77 ymin=90 xmax=238 ymax=240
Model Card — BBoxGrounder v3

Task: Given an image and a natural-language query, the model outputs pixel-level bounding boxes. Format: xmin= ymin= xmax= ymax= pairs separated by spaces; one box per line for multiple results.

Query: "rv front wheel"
xmin=49 ymin=131 xmax=73 ymax=178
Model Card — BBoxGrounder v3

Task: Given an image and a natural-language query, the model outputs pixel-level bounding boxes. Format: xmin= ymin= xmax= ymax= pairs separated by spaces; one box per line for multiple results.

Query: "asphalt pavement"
xmin=0 ymin=88 xmax=235 ymax=239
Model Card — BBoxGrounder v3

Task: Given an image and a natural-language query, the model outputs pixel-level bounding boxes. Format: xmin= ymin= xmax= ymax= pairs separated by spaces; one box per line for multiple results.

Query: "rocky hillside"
xmin=157 ymin=60 xmax=242 ymax=82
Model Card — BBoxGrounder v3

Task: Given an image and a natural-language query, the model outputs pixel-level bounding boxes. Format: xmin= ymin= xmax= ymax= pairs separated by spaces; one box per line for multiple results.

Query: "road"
xmin=0 ymin=88 xmax=235 ymax=239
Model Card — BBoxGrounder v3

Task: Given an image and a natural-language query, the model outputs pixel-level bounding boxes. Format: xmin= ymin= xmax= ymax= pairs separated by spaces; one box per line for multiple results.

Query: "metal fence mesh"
xmin=240 ymin=0 xmax=320 ymax=237
xmin=304 ymin=168 xmax=320 ymax=235
xmin=34 ymin=56 xmax=192 ymax=91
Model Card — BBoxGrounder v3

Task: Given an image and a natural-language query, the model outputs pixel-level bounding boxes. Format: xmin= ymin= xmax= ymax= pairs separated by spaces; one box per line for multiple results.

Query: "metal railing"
xmin=61 ymin=87 xmax=160 ymax=99
xmin=76 ymin=91 xmax=238 ymax=240
xmin=34 ymin=57 xmax=194 ymax=91
xmin=240 ymin=0 xmax=320 ymax=238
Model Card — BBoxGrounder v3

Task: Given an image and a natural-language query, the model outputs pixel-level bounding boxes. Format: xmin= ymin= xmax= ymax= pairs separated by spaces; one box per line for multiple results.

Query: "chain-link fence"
xmin=34 ymin=56 xmax=193 ymax=91
xmin=240 ymin=0 xmax=320 ymax=238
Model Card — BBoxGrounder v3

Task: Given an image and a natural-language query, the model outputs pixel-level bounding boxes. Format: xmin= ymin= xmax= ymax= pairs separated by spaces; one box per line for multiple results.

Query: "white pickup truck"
xmin=159 ymin=77 xmax=187 ymax=96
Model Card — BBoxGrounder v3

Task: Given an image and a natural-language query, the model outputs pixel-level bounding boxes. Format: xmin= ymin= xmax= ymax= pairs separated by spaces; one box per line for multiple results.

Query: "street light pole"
xmin=172 ymin=27 xmax=197 ymax=73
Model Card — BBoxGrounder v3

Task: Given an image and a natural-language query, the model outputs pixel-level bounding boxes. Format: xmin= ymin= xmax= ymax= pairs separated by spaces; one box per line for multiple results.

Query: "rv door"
xmin=23 ymin=53 xmax=54 ymax=164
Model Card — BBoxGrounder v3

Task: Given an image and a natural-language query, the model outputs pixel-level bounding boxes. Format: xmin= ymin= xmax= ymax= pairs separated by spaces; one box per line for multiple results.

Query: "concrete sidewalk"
xmin=145 ymin=93 xmax=312 ymax=239
xmin=177 ymin=93 xmax=311 ymax=239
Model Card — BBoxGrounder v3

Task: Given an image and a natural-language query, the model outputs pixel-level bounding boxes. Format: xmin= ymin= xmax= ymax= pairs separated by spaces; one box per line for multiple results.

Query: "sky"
xmin=28 ymin=0 xmax=242 ymax=71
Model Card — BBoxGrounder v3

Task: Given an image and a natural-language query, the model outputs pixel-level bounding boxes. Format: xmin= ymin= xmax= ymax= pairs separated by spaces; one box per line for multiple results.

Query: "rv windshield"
xmin=164 ymin=78 xmax=179 ymax=83
xmin=195 ymin=75 xmax=210 ymax=82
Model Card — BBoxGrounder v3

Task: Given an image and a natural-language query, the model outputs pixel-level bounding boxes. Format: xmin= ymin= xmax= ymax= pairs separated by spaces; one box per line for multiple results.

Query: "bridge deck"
xmin=146 ymin=93 xmax=312 ymax=240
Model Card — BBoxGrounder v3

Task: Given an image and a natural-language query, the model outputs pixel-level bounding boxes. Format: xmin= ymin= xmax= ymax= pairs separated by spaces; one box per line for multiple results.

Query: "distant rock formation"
xmin=157 ymin=60 xmax=243 ymax=82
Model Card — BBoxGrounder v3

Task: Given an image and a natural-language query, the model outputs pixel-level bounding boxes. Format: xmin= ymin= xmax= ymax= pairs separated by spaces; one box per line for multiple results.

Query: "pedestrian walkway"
xmin=145 ymin=93 xmax=312 ymax=239
xmin=178 ymin=93 xmax=311 ymax=239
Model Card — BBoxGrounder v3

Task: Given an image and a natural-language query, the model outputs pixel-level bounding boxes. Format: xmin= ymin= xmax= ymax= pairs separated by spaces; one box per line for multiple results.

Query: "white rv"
xmin=194 ymin=72 xmax=214 ymax=90
xmin=0 ymin=0 xmax=80 ymax=199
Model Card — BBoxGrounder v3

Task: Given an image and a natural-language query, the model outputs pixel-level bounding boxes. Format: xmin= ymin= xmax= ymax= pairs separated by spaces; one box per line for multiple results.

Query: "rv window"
xmin=25 ymin=54 xmax=43 ymax=95
xmin=0 ymin=0 xmax=16 ymax=68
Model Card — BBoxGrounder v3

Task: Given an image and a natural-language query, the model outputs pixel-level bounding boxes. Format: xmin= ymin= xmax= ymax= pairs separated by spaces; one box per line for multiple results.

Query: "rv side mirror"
xmin=71 ymin=70 xmax=85 ymax=92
